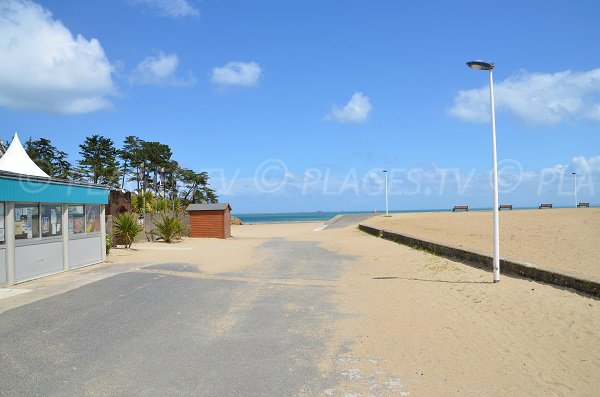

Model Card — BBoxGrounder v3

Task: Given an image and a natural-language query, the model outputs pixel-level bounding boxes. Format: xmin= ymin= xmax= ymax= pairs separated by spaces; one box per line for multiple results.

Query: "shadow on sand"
xmin=372 ymin=276 xmax=492 ymax=285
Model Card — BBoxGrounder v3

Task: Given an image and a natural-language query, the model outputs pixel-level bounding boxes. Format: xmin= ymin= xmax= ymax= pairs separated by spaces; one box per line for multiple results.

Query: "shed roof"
xmin=0 ymin=133 xmax=50 ymax=178
xmin=186 ymin=203 xmax=231 ymax=212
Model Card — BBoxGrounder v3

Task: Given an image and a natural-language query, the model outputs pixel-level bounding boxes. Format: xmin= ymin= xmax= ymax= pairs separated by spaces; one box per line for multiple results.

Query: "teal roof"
xmin=0 ymin=172 xmax=109 ymax=204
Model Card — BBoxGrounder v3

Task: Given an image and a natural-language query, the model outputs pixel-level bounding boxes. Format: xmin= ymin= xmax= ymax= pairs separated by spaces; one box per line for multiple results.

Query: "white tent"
xmin=0 ymin=132 xmax=50 ymax=178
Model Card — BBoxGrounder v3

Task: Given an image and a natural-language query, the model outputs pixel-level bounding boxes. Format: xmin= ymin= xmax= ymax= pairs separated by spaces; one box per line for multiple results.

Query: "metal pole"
xmin=172 ymin=173 xmax=176 ymax=212
xmin=573 ymin=172 xmax=577 ymax=207
xmin=489 ymin=69 xmax=500 ymax=283
xmin=161 ymin=167 xmax=166 ymax=213
xmin=384 ymin=171 xmax=389 ymax=216
xmin=140 ymin=163 xmax=146 ymax=216
xmin=153 ymin=167 xmax=158 ymax=213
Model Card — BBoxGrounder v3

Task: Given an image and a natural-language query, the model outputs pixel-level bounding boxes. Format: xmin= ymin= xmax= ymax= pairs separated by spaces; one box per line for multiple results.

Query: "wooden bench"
xmin=577 ymin=202 xmax=590 ymax=208
xmin=499 ymin=204 xmax=512 ymax=210
xmin=452 ymin=205 xmax=468 ymax=212
xmin=539 ymin=203 xmax=552 ymax=209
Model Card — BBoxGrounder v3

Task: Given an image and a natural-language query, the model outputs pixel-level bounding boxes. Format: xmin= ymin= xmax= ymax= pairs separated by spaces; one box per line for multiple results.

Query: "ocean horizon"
xmin=234 ymin=209 xmax=456 ymax=224
xmin=232 ymin=205 xmax=580 ymax=224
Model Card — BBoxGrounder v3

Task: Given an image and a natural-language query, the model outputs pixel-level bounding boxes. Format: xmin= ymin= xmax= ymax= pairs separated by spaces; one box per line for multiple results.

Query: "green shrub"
xmin=114 ymin=212 xmax=143 ymax=249
xmin=106 ymin=234 xmax=112 ymax=255
xmin=153 ymin=214 xmax=185 ymax=243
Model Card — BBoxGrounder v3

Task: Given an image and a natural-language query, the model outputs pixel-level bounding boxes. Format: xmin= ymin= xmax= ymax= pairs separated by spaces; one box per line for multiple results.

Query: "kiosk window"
xmin=68 ymin=205 xmax=85 ymax=234
xmin=15 ymin=204 xmax=40 ymax=240
xmin=42 ymin=204 xmax=62 ymax=238
xmin=85 ymin=205 xmax=100 ymax=233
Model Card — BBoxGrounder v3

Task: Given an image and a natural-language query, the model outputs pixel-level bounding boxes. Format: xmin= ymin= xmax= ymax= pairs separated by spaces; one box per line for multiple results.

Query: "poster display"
xmin=86 ymin=205 xmax=100 ymax=233
xmin=68 ymin=205 xmax=85 ymax=234
xmin=14 ymin=204 xmax=39 ymax=240
xmin=42 ymin=204 xmax=62 ymax=238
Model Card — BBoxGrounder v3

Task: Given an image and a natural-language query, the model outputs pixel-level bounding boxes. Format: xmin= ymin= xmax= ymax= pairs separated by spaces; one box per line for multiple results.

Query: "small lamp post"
xmin=572 ymin=172 xmax=577 ymax=208
xmin=139 ymin=163 xmax=146 ymax=218
xmin=467 ymin=60 xmax=500 ymax=283
xmin=160 ymin=167 xmax=166 ymax=212
xmin=382 ymin=170 xmax=389 ymax=217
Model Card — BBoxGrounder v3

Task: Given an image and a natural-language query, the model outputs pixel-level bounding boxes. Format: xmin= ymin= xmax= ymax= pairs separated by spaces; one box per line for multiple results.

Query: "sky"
xmin=1 ymin=0 xmax=599 ymax=213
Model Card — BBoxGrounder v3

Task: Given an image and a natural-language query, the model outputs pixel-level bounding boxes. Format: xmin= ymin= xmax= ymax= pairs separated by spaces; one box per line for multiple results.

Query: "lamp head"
xmin=467 ymin=60 xmax=495 ymax=71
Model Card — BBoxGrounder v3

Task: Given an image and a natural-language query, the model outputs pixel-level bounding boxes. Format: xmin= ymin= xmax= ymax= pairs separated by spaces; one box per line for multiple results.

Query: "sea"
xmin=233 ymin=206 xmax=551 ymax=224
xmin=233 ymin=210 xmax=444 ymax=224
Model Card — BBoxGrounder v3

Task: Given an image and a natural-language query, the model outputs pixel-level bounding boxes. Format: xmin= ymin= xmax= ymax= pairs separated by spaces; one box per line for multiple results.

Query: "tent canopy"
xmin=0 ymin=132 xmax=50 ymax=178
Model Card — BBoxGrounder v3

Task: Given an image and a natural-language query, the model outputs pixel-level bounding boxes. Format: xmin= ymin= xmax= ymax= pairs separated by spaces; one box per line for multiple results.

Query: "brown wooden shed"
xmin=186 ymin=203 xmax=232 ymax=239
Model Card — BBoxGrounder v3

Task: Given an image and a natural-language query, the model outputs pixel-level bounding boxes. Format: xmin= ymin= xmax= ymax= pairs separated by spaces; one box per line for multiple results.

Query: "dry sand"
xmin=106 ymin=220 xmax=600 ymax=395
xmin=319 ymin=225 xmax=600 ymax=396
xmin=364 ymin=208 xmax=600 ymax=281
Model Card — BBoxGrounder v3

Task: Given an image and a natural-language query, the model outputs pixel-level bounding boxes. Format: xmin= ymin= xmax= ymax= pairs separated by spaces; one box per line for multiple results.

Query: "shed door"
xmin=190 ymin=210 xmax=225 ymax=238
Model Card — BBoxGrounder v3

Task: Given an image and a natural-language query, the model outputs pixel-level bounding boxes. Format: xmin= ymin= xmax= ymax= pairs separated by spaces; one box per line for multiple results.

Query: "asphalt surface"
xmin=0 ymin=239 xmax=356 ymax=396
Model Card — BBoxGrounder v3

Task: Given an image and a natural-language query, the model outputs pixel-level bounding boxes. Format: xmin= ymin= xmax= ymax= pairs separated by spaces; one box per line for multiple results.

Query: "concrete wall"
xmin=15 ymin=239 xmax=63 ymax=282
xmin=69 ymin=235 xmax=102 ymax=269
xmin=0 ymin=247 xmax=6 ymax=285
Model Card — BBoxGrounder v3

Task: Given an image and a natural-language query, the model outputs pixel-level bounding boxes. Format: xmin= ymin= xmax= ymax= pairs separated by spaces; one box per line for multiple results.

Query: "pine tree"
xmin=77 ymin=134 xmax=119 ymax=186
xmin=177 ymin=167 xmax=218 ymax=204
xmin=119 ymin=135 xmax=144 ymax=188
xmin=25 ymin=137 xmax=73 ymax=179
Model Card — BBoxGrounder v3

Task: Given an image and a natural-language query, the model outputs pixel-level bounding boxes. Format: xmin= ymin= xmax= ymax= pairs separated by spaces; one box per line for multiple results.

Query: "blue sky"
xmin=1 ymin=0 xmax=599 ymax=212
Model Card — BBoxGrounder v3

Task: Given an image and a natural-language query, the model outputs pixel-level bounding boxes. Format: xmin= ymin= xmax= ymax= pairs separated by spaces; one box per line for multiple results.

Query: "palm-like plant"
xmin=131 ymin=191 xmax=154 ymax=214
xmin=154 ymin=197 xmax=183 ymax=213
xmin=114 ymin=212 xmax=143 ymax=249
xmin=153 ymin=214 xmax=185 ymax=243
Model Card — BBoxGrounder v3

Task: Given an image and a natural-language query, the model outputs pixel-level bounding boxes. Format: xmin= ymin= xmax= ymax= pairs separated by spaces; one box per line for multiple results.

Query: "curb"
xmin=358 ymin=224 xmax=600 ymax=298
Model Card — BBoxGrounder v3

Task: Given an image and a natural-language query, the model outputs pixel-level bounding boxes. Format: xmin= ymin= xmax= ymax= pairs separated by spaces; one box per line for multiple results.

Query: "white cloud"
xmin=0 ymin=0 xmax=115 ymax=114
xmin=572 ymin=156 xmax=600 ymax=173
xmin=130 ymin=52 xmax=195 ymax=86
xmin=128 ymin=0 xmax=199 ymax=18
xmin=211 ymin=61 xmax=262 ymax=87
xmin=326 ymin=92 xmax=372 ymax=123
xmin=540 ymin=163 xmax=569 ymax=176
xmin=449 ymin=68 xmax=600 ymax=124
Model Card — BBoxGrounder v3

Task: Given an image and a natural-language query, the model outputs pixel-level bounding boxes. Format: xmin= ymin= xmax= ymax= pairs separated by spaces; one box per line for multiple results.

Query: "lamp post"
xmin=160 ymin=167 xmax=166 ymax=212
xmin=139 ymin=163 xmax=146 ymax=219
xmin=382 ymin=170 xmax=389 ymax=216
xmin=467 ymin=60 xmax=500 ymax=283
xmin=572 ymin=172 xmax=577 ymax=208
xmin=172 ymin=174 xmax=176 ymax=212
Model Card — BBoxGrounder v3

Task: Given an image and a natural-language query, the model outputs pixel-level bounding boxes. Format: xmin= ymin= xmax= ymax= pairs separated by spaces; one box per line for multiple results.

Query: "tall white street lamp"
xmin=467 ymin=60 xmax=500 ymax=283
xmin=572 ymin=172 xmax=577 ymax=208
xmin=382 ymin=170 xmax=389 ymax=216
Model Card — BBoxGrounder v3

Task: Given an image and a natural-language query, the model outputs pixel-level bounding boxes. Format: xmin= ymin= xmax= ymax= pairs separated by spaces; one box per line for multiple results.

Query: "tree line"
xmin=0 ymin=134 xmax=217 ymax=205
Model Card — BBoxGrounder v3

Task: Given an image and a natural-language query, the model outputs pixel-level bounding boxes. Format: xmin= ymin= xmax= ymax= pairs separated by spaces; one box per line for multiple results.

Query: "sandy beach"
xmin=364 ymin=208 xmax=600 ymax=281
xmin=103 ymin=218 xmax=600 ymax=395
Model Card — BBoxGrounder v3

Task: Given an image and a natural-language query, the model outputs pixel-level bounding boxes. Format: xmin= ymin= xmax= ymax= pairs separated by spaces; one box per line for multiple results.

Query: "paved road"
xmin=0 ymin=239 xmax=355 ymax=396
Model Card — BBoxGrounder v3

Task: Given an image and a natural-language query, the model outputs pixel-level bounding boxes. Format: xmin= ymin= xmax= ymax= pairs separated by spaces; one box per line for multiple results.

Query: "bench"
xmin=452 ymin=205 xmax=468 ymax=212
xmin=577 ymin=202 xmax=590 ymax=208
xmin=539 ymin=203 xmax=552 ymax=209
xmin=499 ymin=204 xmax=512 ymax=210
